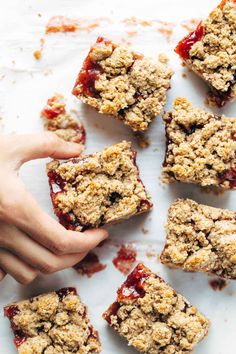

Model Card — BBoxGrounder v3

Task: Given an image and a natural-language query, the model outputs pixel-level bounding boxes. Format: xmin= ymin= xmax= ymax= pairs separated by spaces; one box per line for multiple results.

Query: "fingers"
xmin=3 ymin=187 xmax=109 ymax=254
xmin=0 ymin=249 xmax=38 ymax=285
xmin=0 ymin=268 xmax=6 ymax=281
xmin=5 ymin=132 xmax=84 ymax=168
xmin=0 ymin=222 xmax=87 ymax=273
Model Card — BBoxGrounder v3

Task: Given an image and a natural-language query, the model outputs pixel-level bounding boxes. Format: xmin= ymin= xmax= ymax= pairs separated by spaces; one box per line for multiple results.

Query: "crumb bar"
xmin=4 ymin=287 xmax=101 ymax=354
xmin=103 ymin=263 xmax=209 ymax=353
xmin=41 ymin=94 xmax=86 ymax=144
xmin=175 ymin=0 xmax=236 ymax=107
xmin=160 ymin=199 xmax=236 ymax=279
xmin=162 ymin=98 xmax=236 ymax=190
xmin=47 ymin=141 xmax=152 ymax=231
xmin=72 ymin=37 xmax=173 ymax=132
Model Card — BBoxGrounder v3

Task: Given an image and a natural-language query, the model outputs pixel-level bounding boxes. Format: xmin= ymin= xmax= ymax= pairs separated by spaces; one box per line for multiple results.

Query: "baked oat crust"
xmin=162 ymin=98 xmax=236 ymax=190
xmin=47 ymin=141 xmax=152 ymax=231
xmin=175 ymin=0 xmax=236 ymax=106
xmin=4 ymin=287 xmax=101 ymax=354
xmin=72 ymin=37 xmax=173 ymax=132
xmin=160 ymin=198 xmax=236 ymax=279
xmin=103 ymin=263 xmax=209 ymax=353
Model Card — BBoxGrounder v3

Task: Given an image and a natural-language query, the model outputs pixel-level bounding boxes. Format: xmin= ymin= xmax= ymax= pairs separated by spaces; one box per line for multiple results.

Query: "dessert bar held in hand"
xmin=162 ymin=98 xmax=236 ymax=190
xmin=47 ymin=141 xmax=152 ymax=231
xmin=4 ymin=287 xmax=101 ymax=354
xmin=103 ymin=263 xmax=209 ymax=353
xmin=175 ymin=0 xmax=236 ymax=107
xmin=72 ymin=37 xmax=173 ymax=132
xmin=161 ymin=198 xmax=236 ymax=279
xmin=41 ymin=94 xmax=86 ymax=144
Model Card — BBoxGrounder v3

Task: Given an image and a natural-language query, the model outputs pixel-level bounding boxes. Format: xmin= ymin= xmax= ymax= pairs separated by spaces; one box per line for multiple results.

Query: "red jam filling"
xmin=113 ymin=245 xmax=137 ymax=275
xmin=103 ymin=301 xmax=120 ymax=324
xmin=175 ymin=22 xmax=204 ymax=60
xmin=56 ymin=287 xmax=77 ymax=301
xmin=41 ymin=96 xmax=65 ymax=120
xmin=4 ymin=305 xmax=20 ymax=320
xmin=74 ymin=252 xmax=106 ymax=277
xmin=117 ymin=263 xmax=151 ymax=301
xmin=73 ymin=37 xmax=112 ymax=97
xmin=14 ymin=330 xmax=28 ymax=348
xmin=218 ymin=167 xmax=236 ymax=188
xmin=48 ymin=170 xmax=66 ymax=194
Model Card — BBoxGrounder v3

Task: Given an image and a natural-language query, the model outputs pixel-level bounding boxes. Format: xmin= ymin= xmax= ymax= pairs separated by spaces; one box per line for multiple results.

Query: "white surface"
xmin=0 ymin=0 xmax=235 ymax=353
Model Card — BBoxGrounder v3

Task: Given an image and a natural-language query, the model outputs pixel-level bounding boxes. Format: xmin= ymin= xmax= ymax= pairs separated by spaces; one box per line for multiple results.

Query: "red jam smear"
xmin=73 ymin=37 xmax=112 ymax=97
xmin=209 ymin=278 xmax=227 ymax=291
xmin=74 ymin=252 xmax=106 ymax=277
xmin=46 ymin=16 xmax=79 ymax=33
xmin=175 ymin=22 xmax=204 ymax=60
xmin=56 ymin=287 xmax=77 ymax=301
xmin=113 ymin=245 xmax=137 ymax=275
xmin=41 ymin=96 xmax=66 ymax=120
xmin=48 ymin=170 xmax=66 ymax=194
xmin=117 ymin=263 xmax=151 ymax=301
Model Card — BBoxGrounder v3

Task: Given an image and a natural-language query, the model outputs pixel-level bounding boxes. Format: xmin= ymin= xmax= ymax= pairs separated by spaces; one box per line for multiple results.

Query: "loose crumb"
xmin=209 ymin=278 xmax=227 ymax=291
xmin=158 ymin=53 xmax=169 ymax=64
xmin=142 ymin=227 xmax=149 ymax=235
xmin=134 ymin=132 xmax=151 ymax=148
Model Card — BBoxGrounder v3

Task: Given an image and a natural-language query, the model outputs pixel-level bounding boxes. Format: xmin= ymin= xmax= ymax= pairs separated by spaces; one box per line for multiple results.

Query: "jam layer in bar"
xmin=72 ymin=37 xmax=173 ymax=132
xmin=162 ymin=98 xmax=236 ymax=190
xmin=41 ymin=94 xmax=86 ymax=144
xmin=4 ymin=287 xmax=101 ymax=354
xmin=175 ymin=0 xmax=236 ymax=107
xmin=103 ymin=263 xmax=209 ymax=353
xmin=161 ymin=199 xmax=236 ymax=279
xmin=47 ymin=141 xmax=152 ymax=231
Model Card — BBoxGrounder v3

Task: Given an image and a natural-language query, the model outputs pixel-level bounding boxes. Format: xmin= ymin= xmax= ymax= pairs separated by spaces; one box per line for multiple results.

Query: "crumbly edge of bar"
xmin=47 ymin=141 xmax=152 ymax=230
xmin=103 ymin=267 xmax=209 ymax=353
xmin=4 ymin=290 xmax=101 ymax=354
xmin=160 ymin=198 xmax=236 ymax=279
xmin=73 ymin=39 xmax=173 ymax=131
xmin=184 ymin=2 xmax=236 ymax=101
xmin=162 ymin=97 xmax=236 ymax=189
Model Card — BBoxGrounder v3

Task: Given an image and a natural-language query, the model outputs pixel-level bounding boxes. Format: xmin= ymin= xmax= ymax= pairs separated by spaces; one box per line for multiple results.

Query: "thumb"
xmin=11 ymin=132 xmax=84 ymax=167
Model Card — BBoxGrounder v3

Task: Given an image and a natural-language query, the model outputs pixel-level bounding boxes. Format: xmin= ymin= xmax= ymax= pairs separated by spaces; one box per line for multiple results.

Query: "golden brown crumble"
xmin=162 ymin=98 xmax=236 ymax=190
xmin=72 ymin=37 xmax=173 ymax=132
xmin=178 ymin=1 xmax=236 ymax=105
xmin=161 ymin=199 xmax=236 ymax=279
xmin=47 ymin=141 xmax=152 ymax=231
xmin=4 ymin=288 xmax=101 ymax=354
xmin=103 ymin=264 xmax=209 ymax=353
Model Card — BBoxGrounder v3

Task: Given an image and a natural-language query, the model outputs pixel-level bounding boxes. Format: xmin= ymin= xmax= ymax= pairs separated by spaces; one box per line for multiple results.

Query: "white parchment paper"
xmin=0 ymin=0 xmax=235 ymax=353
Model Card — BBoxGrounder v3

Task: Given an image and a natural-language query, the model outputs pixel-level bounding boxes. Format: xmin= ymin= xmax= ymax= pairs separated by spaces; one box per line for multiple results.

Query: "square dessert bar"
xmin=175 ymin=0 xmax=236 ymax=107
xmin=161 ymin=199 xmax=236 ymax=279
xmin=162 ymin=98 xmax=236 ymax=190
xmin=4 ymin=287 xmax=101 ymax=354
xmin=103 ymin=263 xmax=209 ymax=353
xmin=41 ymin=94 xmax=86 ymax=144
xmin=47 ymin=141 xmax=152 ymax=231
xmin=72 ymin=37 xmax=173 ymax=132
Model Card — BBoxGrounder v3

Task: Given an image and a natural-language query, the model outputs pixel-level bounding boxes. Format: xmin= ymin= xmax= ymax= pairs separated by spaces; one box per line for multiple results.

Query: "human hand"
xmin=0 ymin=133 xmax=108 ymax=284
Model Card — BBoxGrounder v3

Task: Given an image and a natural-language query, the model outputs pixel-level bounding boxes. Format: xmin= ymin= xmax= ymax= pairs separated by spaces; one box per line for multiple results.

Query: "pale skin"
xmin=0 ymin=132 xmax=108 ymax=284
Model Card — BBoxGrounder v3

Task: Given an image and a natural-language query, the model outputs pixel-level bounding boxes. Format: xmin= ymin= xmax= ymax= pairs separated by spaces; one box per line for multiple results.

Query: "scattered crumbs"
xmin=120 ymin=38 xmax=132 ymax=47
xmin=12 ymin=60 xmax=15 ymax=65
xmin=46 ymin=16 xmax=111 ymax=34
xmin=209 ymin=278 xmax=227 ymax=291
xmin=156 ymin=21 xmax=175 ymax=41
xmin=38 ymin=13 xmax=42 ymax=17
xmin=158 ymin=53 xmax=169 ymax=64
xmin=126 ymin=31 xmax=137 ymax=37
xmin=182 ymin=72 xmax=187 ymax=78
xmin=0 ymin=74 xmax=5 ymax=81
xmin=146 ymin=247 xmax=157 ymax=259
xmin=135 ymin=132 xmax=151 ymax=148
xmin=44 ymin=69 xmax=53 ymax=76
xmin=142 ymin=227 xmax=149 ymax=235
xmin=33 ymin=37 xmax=45 ymax=61
xmin=73 ymin=252 xmax=106 ymax=277
xmin=113 ymin=244 xmax=137 ymax=275
xmin=181 ymin=18 xmax=200 ymax=32
xmin=122 ymin=17 xmax=153 ymax=27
